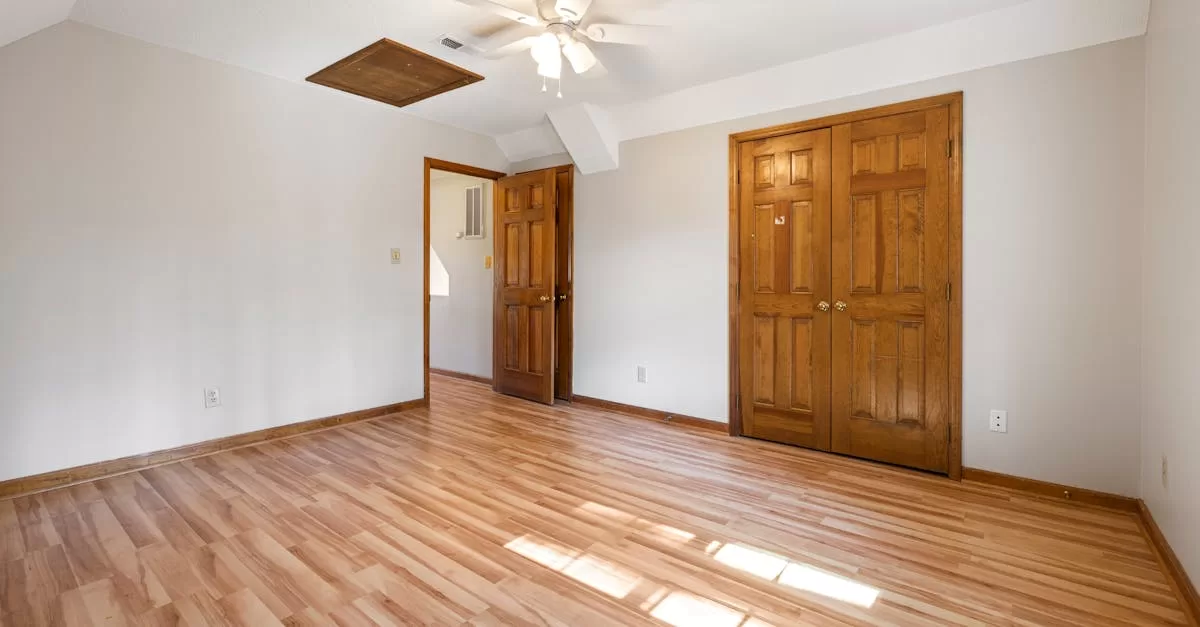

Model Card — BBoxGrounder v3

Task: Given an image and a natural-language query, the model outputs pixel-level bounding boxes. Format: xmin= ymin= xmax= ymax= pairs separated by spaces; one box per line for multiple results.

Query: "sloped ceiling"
xmin=0 ymin=0 xmax=77 ymax=49
xmin=3 ymin=0 xmax=1152 ymax=172
xmin=63 ymin=0 xmax=1029 ymax=137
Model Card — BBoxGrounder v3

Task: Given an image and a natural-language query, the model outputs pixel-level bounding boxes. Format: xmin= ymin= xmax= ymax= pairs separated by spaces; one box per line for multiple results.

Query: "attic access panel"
xmin=306 ymin=38 xmax=483 ymax=109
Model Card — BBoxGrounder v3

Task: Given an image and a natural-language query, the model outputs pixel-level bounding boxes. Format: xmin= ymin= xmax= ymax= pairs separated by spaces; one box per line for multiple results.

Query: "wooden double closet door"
xmin=736 ymin=100 xmax=957 ymax=474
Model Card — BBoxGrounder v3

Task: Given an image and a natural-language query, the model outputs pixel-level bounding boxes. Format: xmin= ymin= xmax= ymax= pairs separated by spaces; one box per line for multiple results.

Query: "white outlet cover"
xmin=204 ymin=387 xmax=221 ymax=409
xmin=636 ymin=366 xmax=648 ymax=383
xmin=989 ymin=410 xmax=1007 ymax=433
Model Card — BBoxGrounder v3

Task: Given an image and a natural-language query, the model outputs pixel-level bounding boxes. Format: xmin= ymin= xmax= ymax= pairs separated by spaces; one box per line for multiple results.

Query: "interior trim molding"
xmin=430 ymin=368 xmax=493 ymax=386
xmin=0 ymin=397 xmax=429 ymax=501
xmin=961 ymin=467 xmax=1139 ymax=512
xmin=572 ymin=395 xmax=726 ymax=433
xmin=1137 ymin=500 xmax=1200 ymax=625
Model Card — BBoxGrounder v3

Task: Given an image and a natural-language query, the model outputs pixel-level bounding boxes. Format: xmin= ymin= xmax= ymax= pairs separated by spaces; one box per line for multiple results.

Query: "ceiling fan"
xmin=455 ymin=0 xmax=660 ymax=96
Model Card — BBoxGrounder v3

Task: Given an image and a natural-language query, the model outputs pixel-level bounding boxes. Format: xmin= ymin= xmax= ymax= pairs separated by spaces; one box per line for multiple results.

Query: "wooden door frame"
xmin=726 ymin=92 xmax=964 ymax=479
xmin=423 ymin=157 xmax=507 ymax=401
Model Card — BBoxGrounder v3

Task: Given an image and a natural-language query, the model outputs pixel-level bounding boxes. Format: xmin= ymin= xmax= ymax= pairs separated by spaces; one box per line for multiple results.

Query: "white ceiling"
xmin=0 ymin=0 xmax=76 ymax=49
xmin=60 ymin=0 xmax=1030 ymax=137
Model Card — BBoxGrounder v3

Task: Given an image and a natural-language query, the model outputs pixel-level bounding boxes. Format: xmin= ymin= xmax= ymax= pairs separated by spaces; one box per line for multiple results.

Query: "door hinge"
xmin=946 ymin=282 xmax=953 ymax=301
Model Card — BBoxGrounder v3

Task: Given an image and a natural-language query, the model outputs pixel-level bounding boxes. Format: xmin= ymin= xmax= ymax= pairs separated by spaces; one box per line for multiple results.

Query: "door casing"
xmin=422 ymin=158 xmax=507 ymax=400
xmin=727 ymin=92 xmax=964 ymax=479
xmin=422 ymin=159 xmax=575 ymax=403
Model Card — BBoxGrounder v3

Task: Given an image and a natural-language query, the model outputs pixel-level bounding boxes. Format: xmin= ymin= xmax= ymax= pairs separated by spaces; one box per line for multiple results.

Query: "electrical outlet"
xmin=989 ymin=410 xmax=1007 ymax=433
xmin=636 ymin=366 xmax=648 ymax=383
xmin=390 ymin=248 xmax=402 ymax=264
xmin=1162 ymin=454 xmax=1168 ymax=489
xmin=204 ymin=387 xmax=221 ymax=409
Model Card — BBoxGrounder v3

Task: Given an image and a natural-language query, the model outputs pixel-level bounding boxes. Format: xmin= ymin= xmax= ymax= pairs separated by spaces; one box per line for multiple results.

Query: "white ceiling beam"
xmin=546 ymin=103 xmax=619 ymax=174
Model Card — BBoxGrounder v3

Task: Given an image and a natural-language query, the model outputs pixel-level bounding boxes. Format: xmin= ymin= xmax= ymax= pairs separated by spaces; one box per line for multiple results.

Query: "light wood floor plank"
xmin=0 ymin=375 xmax=1190 ymax=626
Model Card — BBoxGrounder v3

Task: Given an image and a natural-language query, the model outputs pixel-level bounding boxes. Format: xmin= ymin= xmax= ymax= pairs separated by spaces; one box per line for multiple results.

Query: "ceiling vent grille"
xmin=440 ymin=36 xmax=465 ymax=51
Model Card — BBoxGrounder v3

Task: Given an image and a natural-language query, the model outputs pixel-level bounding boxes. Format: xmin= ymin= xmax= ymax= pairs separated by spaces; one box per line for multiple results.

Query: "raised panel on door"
xmin=831 ymin=108 xmax=951 ymax=472
xmin=739 ymin=129 xmax=832 ymax=450
xmin=493 ymin=169 xmax=557 ymax=404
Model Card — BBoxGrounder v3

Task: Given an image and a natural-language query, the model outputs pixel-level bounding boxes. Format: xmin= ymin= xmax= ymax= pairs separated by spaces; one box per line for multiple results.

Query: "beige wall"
xmin=572 ymin=37 xmax=1145 ymax=496
xmin=1141 ymin=0 xmax=1200 ymax=580
xmin=429 ymin=174 xmax=493 ymax=379
xmin=0 ymin=22 xmax=508 ymax=482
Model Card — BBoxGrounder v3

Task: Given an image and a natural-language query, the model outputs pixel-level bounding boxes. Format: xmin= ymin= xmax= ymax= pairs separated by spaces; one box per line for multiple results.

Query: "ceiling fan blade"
xmin=455 ymin=0 xmax=545 ymax=26
xmin=481 ymin=34 xmax=541 ymax=59
xmin=582 ymin=23 xmax=661 ymax=46
xmin=554 ymin=0 xmax=593 ymax=22
xmin=582 ymin=56 xmax=608 ymax=78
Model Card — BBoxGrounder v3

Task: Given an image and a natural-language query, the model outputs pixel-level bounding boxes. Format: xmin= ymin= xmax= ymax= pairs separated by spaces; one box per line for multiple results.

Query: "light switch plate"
xmin=485 ymin=255 xmax=493 ymax=269
xmin=390 ymin=249 xmax=402 ymax=264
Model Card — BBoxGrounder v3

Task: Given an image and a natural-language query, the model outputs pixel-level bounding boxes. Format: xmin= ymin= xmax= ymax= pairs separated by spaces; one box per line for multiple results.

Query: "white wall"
xmin=573 ymin=38 xmax=1145 ymax=496
xmin=0 ymin=22 xmax=507 ymax=482
xmin=429 ymin=174 xmax=493 ymax=379
xmin=511 ymin=152 xmax=573 ymax=174
xmin=1141 ymin=0 xmax=1200 ymax=581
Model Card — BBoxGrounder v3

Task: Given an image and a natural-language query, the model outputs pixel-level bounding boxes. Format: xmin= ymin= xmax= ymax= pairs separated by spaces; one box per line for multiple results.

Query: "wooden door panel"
xmin=739 ymin=129 xmax=832 ymax=450
xmin=831 ymin=107 xmax=950 ymax=473
xmin=494 ymin=169 xmax=557 ymax=404
xmin=554 ymin=168 xmax=574 ymax=401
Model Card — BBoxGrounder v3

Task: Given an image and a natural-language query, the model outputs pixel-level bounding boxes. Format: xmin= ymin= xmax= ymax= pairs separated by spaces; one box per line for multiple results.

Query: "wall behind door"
xmin=572 ymin=37 xmax=1145 ymax=496
xmin=429 ymin=175 xmax=494 ymax=379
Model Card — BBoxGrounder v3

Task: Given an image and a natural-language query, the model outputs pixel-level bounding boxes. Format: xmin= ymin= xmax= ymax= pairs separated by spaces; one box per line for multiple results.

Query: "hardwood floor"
xmin=0 ymin=374 xmax=1189 ymax=626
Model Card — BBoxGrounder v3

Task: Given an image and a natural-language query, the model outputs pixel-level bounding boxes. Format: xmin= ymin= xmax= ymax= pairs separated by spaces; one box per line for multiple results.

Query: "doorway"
xmin=727 ymin=93 xmax=963 ymax=478
xmin=423 ymin=158 xmax=574 ymax=405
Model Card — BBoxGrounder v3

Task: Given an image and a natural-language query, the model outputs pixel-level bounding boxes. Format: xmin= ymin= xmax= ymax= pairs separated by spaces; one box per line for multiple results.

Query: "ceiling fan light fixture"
xmin=562 ymin=39 xmax=597 ymax=74
xmin=554 ymin=0 xmax=593 ymax=21
xmin=535 ymin=44 xmax=562 ymax=80
xmin=530 ymin=32 xmax=560 ymax=64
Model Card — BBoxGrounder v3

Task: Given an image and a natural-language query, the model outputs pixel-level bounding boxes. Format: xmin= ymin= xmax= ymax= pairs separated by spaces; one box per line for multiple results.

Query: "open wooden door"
xmin=493 ymin=169 xmax=558 ymax=404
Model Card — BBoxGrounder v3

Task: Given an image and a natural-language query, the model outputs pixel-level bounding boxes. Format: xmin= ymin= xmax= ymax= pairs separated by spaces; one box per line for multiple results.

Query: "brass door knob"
xmin=539 ymin=295 xmax=553 ymax=302
xmin=835 ymin=301 xmax=848 ymax=312
xmin=817 ymin=301 xmax=830 ymax=312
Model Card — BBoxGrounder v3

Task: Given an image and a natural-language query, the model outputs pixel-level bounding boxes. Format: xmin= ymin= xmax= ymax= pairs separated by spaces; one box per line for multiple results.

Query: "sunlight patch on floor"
xmin=505 ymin=534 xmax=642 ymax=600
xmin=650 ymin=591 xmax=747 ymax=627
xmin=711 ymin=542 xmax=879 ymax=608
